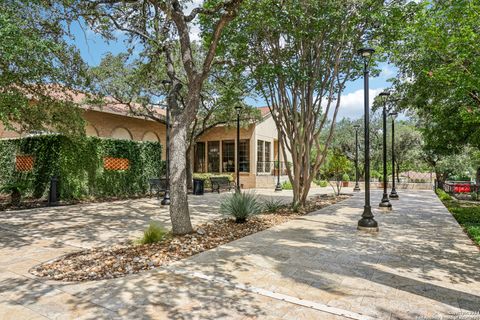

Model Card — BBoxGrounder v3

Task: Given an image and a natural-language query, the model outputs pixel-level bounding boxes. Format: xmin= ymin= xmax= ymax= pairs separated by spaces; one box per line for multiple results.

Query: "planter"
xmin=11 ymin=190 xmax=21 ymax=206
xmin=342 ymin=181 xmax=349 ymax=187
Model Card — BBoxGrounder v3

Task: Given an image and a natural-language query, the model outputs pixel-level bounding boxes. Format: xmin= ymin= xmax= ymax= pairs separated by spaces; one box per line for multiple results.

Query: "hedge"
xmin=0 ymin=135 xmax=164 ymax=200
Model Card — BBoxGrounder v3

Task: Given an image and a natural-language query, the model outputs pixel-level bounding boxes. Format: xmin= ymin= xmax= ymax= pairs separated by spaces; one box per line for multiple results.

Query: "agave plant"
xmin=220 ymin=192 xmax=262 ymax=223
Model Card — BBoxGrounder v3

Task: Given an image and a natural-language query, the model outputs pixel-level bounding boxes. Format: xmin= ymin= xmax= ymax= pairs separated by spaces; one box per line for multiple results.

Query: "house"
xmin=0 ymin=90 xmax=290 ymax=189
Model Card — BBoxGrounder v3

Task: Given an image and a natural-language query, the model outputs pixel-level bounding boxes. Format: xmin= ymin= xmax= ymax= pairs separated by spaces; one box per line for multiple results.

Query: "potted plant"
xmin=0 ymin=182 xmax=28 ymax=206
xmin=342 ymin=173 xmax=350 ymax=187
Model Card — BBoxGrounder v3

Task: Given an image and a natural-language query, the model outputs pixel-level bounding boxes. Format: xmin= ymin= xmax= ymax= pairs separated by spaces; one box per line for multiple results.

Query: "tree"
xmin=385 ymin=0 xmax=480 ymax=150
xmin=323 ymin=150 xmax=352 ymax=196
xmin=216 ymin=0 xmax=385 ymax=206
xmin=0 ymin=1 xmax=87 ymax=135
xmin=69 ymin=0 xmax=245 ymax=234
xmin=89 ymin=53 xmax=261 ymax=189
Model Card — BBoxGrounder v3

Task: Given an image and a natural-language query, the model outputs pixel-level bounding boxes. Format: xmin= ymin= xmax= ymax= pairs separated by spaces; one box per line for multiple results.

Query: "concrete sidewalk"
xmin=1 ymin=190 xmax=479 ymax=319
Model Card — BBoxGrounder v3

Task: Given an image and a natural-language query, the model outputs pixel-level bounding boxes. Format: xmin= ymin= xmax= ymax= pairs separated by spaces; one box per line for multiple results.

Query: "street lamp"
xmin=235 ymin=105 xmax=242 ymax=193
xmin=379 ymin=91 xmax=392 ymax=211
xmin=356 ymin=47 xmax=378 ymax=232
xmin=353 ymin=124 xmax=361 ymax=192
xmin=389 ymin=111 xmax=399 ymax=199
xmin=161 ymin=104 xmax=171 ymax=205
xmin=275 ymin=130 xmax=283 ymax=192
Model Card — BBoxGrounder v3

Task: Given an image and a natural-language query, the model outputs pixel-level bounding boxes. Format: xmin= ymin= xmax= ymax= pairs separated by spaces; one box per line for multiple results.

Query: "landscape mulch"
xmin=30 ymin=194 xmax=349 ymax=282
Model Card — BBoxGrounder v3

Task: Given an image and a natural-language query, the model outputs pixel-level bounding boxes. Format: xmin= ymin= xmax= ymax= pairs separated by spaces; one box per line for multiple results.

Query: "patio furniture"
xmin=210 ymin=177 xmax=235 ymax=193
xmin=149 ymin=178 xmax=168 ymax=199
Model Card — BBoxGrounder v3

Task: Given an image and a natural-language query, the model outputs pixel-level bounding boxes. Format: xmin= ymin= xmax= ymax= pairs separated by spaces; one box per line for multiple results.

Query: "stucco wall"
xmin=0 ymin=110 xmax=167 ymax=160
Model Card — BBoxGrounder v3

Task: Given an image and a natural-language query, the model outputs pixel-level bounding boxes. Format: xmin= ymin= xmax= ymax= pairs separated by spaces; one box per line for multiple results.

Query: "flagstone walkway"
xmin=0 ymin=189 xmax=479 ymax=319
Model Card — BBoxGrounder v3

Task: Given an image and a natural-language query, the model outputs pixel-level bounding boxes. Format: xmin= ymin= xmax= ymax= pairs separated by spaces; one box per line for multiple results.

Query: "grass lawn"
xmin=438 ymin=191 xmax=480 ymax=246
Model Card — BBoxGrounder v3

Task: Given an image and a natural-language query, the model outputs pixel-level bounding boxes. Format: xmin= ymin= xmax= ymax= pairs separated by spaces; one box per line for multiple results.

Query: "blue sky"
xmin=69 ymin=20 xmax=397 ymax=121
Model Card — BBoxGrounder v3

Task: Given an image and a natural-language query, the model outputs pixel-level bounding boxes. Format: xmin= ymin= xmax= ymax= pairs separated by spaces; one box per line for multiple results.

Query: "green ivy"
xmin=0 ymin=135 xmax=164 ymax=200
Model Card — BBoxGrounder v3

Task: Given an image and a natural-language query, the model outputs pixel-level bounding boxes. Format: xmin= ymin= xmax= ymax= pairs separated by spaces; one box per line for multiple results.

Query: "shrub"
xmin=0 ymin=135 xmax=163 ymax=200
xmin=262 ymin=198 xmax=285 ymax=213
xmin=193 ymin=173 xmax=233 ymax=189
xmin=282 ymin=180 xmax=293 ymax=190
xmin=342 ymin=173 xmax=350 ymax=181
xmin=138 ymin=222 xmax=166 ymax=245
xmin=220 ymin=192 xmax=262 ymax=223
xmin=0 ymin=181 xmax=28 ymax=205
xmin=436 ymin=188 xmax=452 ymax=201
xmin=313 ymin=179 xmax=328 ymax=187
xmin=471 ymin=192 xmax=479 ymax=201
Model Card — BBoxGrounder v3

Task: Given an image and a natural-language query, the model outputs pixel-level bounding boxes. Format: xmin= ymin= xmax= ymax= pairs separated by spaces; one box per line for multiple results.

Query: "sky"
xmin=68 ymin=14 xmax=399 ymax=122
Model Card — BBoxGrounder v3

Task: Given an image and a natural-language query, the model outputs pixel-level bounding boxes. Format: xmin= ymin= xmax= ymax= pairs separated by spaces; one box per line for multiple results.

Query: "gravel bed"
xmin=30 ymin=194 xmax=349 ymax=282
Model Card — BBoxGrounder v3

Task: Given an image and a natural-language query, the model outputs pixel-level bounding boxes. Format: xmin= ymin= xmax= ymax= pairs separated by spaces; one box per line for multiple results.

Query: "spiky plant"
xmin=220 ymin=192 xmax=262 ymax=223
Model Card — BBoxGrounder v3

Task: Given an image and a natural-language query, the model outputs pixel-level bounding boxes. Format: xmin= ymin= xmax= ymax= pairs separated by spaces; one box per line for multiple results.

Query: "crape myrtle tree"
xmin=0 ymin=0 xmax=87 ymax=135
xmin=65 ymin=0 xmax=244 ymax=235
xmin=89 ymin=53 xmax=260 ymax=189
xmin=210 ymin=0 xmax=386 ymax=206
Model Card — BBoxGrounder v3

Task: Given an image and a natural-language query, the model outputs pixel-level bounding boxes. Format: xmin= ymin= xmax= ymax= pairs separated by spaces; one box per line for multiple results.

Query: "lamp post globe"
xmin=357 ymin=47 xmax=379 ymax=232
xmin=389 ymin=111 xmax=399 ymax=199
xmin=353 ymin=124 xmax=361 ymax=192
xmin=235 ymin=105 xmax=242 ymax=193
xmin=378 ymin=91 xmax=392 ymax=211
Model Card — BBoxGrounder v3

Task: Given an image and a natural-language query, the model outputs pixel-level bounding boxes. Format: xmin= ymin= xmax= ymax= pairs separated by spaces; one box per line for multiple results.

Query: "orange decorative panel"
xmin=103 ymin=157 xmax=130 ymax=171
xmin=16 ymin=155 xmax=35 ymax=172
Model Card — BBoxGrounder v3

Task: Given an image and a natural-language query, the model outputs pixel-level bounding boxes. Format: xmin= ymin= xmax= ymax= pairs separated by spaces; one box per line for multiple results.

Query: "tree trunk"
xmin=435 ymin=171 xmax=445 ymax=189
xmin=169 ymin=115 xmax=193 ymax=235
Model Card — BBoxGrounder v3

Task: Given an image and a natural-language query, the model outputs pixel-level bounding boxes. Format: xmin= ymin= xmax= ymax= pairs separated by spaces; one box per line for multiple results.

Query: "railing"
xmin=256 ymin=161 xmax=288 ymax=175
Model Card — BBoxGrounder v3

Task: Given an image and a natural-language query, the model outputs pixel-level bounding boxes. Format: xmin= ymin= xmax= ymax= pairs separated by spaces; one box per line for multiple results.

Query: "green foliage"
xmin=282 ymin=180 xmax=293 ymax=190
xmin=193 ymin=173 xmax=233 ymax=189
xmin=471 ymin=192 xmax=478 ymax=202
xmin=324 ymin=150 xmax=352 ymax=195
xmin=0 ymin=181 xmax=28 ymax=194
xmin=262 ymin=198 xmax=285 ymax=213
xmin=220 ymin=192 xmax=262 ymax=223
xmin=385 ymin=1 xmax=480 ymax=151
xmin=138 ymin=222 xmax=166 ymax=245
xmin=442 ymin=200 xmax=480 ymax=246
xmin=436 ymin=189 xmax=452 ymax=201
xmin=0 ymin=1 xmax=87 ymax=135
xmin=342 ymin=174 xmax=350 ymax=182
xmin=314 ymin=179 xmax=328 ymax=187
xmin=0 ymin=135 xmax=163 ymax=200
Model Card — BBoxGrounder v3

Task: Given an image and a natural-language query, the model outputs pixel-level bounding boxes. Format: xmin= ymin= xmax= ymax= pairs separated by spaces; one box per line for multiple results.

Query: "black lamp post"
xmin=235 ymin=105 xmax=242 ymax=193
xmin=357 ymin=47 xmax=378 ymax=232
xmin=275 ymin=130 xmax=283 ymax=192
xmin=161 ymin=104 xmax=171 ymax=205
xmin=379 ymin=91 xmax=392 ymax=210
xmin=389 ymin=111 xmax=399 ymax=199
xmin=353 ymin=124 xmax=361 ymax=192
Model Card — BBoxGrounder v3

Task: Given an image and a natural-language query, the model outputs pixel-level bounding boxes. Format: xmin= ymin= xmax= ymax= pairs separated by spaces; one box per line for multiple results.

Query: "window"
xmin=239 ymin=139 xmax=250 ymax=172
xmin=194 ymin=142 xmax=206 ymax=173
xmin=265 ymin=141 xmax=272 ymax=172
xmin=208 ymin=141 xmax=220 ymax=172
xmin=257 ymin=140 xmax=273 ymax=173
xmin=257 ymin=140 xmax=264 ymax=173
xmin=222 ymin=140 xmax=235 ymax=172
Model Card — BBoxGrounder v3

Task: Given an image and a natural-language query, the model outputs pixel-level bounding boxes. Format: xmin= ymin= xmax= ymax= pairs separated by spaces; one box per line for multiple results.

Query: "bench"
xmin=210 ymin=177 xmax=235 ymax=193
xmin=149 ymin=178 xmax=168 ymax=198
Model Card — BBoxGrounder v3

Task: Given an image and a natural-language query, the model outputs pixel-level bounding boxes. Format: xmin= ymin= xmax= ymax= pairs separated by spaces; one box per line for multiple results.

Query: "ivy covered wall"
xmin=0 ymin=135 xmax=164 ymax=200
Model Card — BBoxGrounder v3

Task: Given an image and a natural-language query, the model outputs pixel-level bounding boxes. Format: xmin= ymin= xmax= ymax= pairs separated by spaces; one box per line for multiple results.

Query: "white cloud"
xmin=328 ymin=88 xmax=384 ymax=120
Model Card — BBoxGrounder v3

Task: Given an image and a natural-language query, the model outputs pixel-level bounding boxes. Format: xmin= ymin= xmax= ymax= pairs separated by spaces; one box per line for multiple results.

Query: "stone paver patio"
xmin=0 ymin=189 xmax=479 ymax=319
